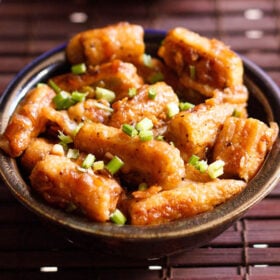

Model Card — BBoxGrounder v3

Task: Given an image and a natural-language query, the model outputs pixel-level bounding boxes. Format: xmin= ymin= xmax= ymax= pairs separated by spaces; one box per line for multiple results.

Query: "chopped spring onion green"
xmin=142 ymin=53 xmax=153 ymax=68
xmin=122 ymin=124 xmax=138 ymax=137
xmin=189 ymin=154 xmax=200 ymax=166
xmin=179 ymin=102 xmax=195 ymax=111
xmin=58 ymin=131 xmax=73 ymax=145
xmin=95 ymin=87 xmax=116 ymax=103
xmin=49 ymin=79 xmax=62 ymax=94
xmin=148 ymin=88 xmax=157 ymax=99
xmin=82 ymin=153 xmax=96 ymax=169
xmin=135 ymin=117 xmax=153 ymax=131
xmin=139 ymin=130 xmax=153 ymax=141
xmin=167 ymin=102 xmax=179 ymax=118
xmin=208 ymin=160 xmax=225 ymax=179
xmin=53 ymin=91 xmax=74 ymax=110
xmin=105 ymin=156 xmax=124 ymax=175
xmin=76 ymin=166 xmax=88 ymax=173
xmin=138 ymin=182 xmax=148 ymax=191
xmin=71 ymin=63 xmax=87 ymax=75
xmin=93 ymin=160 xmax=105 ymax=171
xmin=72 ymin=122 xmax=84 ymax=137
xmin=196 ymin=160 xmax=208 ymax=173
xmin=189 ymin=65 xmax=196 ymax=80
xmin=53 ymin=88 xmax=87 ymax=110
xmin=67 ymin=148 xmax=80 ymax=159
xmin=189 ymin=154 xmax=208 ymax=173
xmin=128 ymin=87 xmax=137 ymax=98
xmin=149 ymin=72 xmax=164 ymax=84
xmin=94 ymin=102 xmax=114 ymax=113
xmin=110 ymin=209 xmax=127 ymax=225
xmin=71 ymin=91 xmax=87 ymax=103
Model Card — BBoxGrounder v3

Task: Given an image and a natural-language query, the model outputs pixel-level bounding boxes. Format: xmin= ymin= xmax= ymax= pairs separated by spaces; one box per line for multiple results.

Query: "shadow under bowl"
xmin=0 ymin=31 xmax=280 ymax=259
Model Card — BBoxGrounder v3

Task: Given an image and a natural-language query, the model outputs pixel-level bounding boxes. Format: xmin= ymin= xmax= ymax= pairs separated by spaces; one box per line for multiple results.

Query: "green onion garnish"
xmin=53 ymin=91 xmax=74 ymax=110
xmin=49 ymin=79 xmax=62 ymax=94
xmin=105 ymin=156 xmax=124 ymax=175
xmin=148 ymin=88 xmax=157 ymax=99
xmin=179 ymin=102 xmax=195 ymax=111
xmin=93 ymin=160 xmax=105 ymax=171
xmin=95 ymin=87 xmax=116 ymax=103
xmin=58 ymin=131 xmax=73 ymax=145
xmin=189 ymin=65 xmax=196 ymax=80
xmin=208 ymin=160 xmax=225 ymax=179
xmin=128 ymin=87 xmax=137 ymax=98
xmin=67 ymin=148 xmax=80 ymax=159
xmin=71 ymin=91 xmax=87 ymax=103
xmin=189 ymin=154 xmax=200 ymax=166
xmin=94 ymin=102 xmax=114 ymax=113
xmin=71 ymin=63 xmax=87 ymax=75
xmin=167 ymin=102 xmax=179 ymax=118
xmin=72 ymin=122 xmax=84 ymax=137
xmin=149 ymin=72 xmax=164 ymax=84
xmin=82 ymin=153 xmax=96 ymax=169
xmin=189 ymin=155 xmax=208 ymax=173
xmin=122 ymin=124 xmax=138 ymax=137
xmin=110 ymin=209 xmax=127 ymax=225
xmin=139 ymin=130 xmax=153 ymax=141
xmin=135 ymin=118 xmax=153 ymax=131
xmin=196 ymin=160 xmax=208 ymax=173
xmin=142 ymin=53 xmax=153 ymax=68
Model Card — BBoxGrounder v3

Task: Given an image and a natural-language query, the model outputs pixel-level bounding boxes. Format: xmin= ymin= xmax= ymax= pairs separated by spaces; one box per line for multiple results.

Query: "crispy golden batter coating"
xmin=213 ymin=117 xmax=278 ymax=181
xmin=21 ymin=138 xmax=54 ymax=173
xmin=158 ymin=27 xmax=243 ymax=97
xmin=30 ymin=155 xmax=123 ymax=222
xmin=109 ymin=82 xmax=179 ymax=131
xmin=126 ymin=179 xmax=246 ymax=225
xmin=74 ymin=122 xmax=185 ymax=188
xmin=166 ymin=102 xmax=246 ymax=161
xmin=66 ymin=22 xmax=145 ymax=66
xmin=51 ymin=60 xmax=143 ymax=100
xmin=0 ymin=85 xmax=55 ymax=157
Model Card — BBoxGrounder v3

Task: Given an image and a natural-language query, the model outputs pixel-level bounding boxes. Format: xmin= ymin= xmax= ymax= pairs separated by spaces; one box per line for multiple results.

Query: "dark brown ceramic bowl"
xmin=0 ymin=31 xmax=280 ymax=259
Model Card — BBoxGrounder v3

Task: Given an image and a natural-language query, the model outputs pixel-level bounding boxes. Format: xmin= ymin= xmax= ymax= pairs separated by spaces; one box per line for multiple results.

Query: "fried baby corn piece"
xmin=126 ymin=179 xmax=246 ymax=225
xmin=158 ymin=27 xmax=243 ymax=97
xmin=30 ymin=155 xmax=123 ymax=222
xmin=0 ymin=84 xmax=55 ymax=157
xmin=21 ymin=138 xmax=55 ymax=173
xmin=109 ymin=82 xmax=179 ymax=131
xmin=66 ymin=22 xmax=145 ymax=66
xmin=74 ymin=122 xmax=185 ymax=189
xmin=166 ymin=102 xmax=246 ymax=161
xmin=51 ymin=60 xmax=143 ymax=101
xmin=213 ymin=117 xmax=279 ymax=181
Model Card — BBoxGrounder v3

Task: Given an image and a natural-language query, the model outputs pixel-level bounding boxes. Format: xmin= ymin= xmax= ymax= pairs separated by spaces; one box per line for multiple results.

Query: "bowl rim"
xmin=0 ymin=30 xmax=280 ymax=241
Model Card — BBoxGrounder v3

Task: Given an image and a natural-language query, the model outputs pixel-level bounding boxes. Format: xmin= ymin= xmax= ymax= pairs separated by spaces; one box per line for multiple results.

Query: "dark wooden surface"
xmin=0 ymin=0 xmax=280 ymax=279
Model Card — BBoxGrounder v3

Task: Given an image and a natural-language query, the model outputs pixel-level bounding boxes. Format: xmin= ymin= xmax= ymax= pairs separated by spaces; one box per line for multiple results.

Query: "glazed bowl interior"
xmin=0 ymin=30 xmax=280 ymax=258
